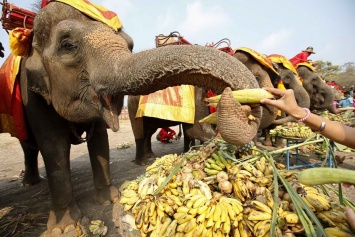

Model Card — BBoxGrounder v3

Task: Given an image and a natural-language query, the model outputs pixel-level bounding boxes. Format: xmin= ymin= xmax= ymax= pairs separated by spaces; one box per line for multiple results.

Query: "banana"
xmin=193 ymin=222 xmax=205 ymax=237
xmin=149 ymin=208 xmax=158 ymax=226
xmin=264 ymin=188 xmax=274 ymax=209
xmin=324 ymin=227 xmax=352 ymax=237
xmin=221 ymin=196 xmax=243 ymax=214
xmin=205 ymin=203 xmax=216 ymax=219
xmin=176 ymin=219 xmax=189 ymax=232
xmin=197 ymin=202 xmax=209 ymax=215
xmin=236 ymin=170 xmax=253 ymax=178
xmin=135 ymin=207 xmax=145 ymax=230
xmin=143 ymin=202 xmax=151 ymax=224
xmin=238 ymin=220 xmax=250 ymax=237
xmin=219 ymin=202 xmax=229 ymax=223
xmin=255 ymin=160 xmax=266 ymax=173
xmin=242 ymin=163 xmax=258 ymax=174
xmin=254 ymin=220 xmax=271 ymax=237
xmin=247 ymin=210 xmax=272 ymax=221
xmin=334 ymin=222 xmax=351 ymax=232
xmin=193 ymin=195 xmax=208 ymax=209
xmin=196 ymin=209 xmax=207 ymax=224
xmin=300 ymin=195 xmax=316 ymax=212
xmin=167 ymin=193 xmax=183 ymax=206
xmin=176 ymin=213 xmax=194 ymax=225
xmin=213 ymin=217 xmax=222 ymax=233
xmin=250 ymin=200 xmax=272 ymax=214
xmin=317 ymin=212 xmax=337 ymax=227
xmin=206 ymin=215 xmax=215 ymax=229
xmin=284 ymin=212 xmax=299 ymax=224
xmin=222 ymin=216 xmax=231 ymax=236
xmin=163 ymin=219 xmax=177 ymax=237
xmin=177 ymin=206 xmax=190 ymax=213
xmin=210 ymin=163 xmax=224 ymax=171
xmin=213 ymin=203 xmax=222 ymax=222
xmin=182 ymin=179 xmax=190 ymax=195
xmin=122 ymin=189 xmax=138 ymax=198
xmin=321 ymin=210 xmax=346 ymax=223
xmin=220 ymin=201 xmax=237 ymax=220
xmin=305 ymin=193 xmax=330 ymax=211
xmin=158 ymin=217 xmax=172 ymax=236
xmin=184 ymin=217 xmax=197 ymax=233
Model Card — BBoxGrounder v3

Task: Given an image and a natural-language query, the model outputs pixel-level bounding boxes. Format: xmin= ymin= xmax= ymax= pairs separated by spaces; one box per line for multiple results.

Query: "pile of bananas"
xmin=118 ymin=137 xmax=353 ymax=237
xmin=318 ymin=110 xmax=352 ymax=124
xmin=269 ymin=122 xmax=315 ymax=138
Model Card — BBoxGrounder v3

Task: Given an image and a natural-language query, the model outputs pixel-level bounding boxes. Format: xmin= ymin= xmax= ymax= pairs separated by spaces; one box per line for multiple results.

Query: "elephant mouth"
xmin=101 ymin=95 xmax=120 ymax=131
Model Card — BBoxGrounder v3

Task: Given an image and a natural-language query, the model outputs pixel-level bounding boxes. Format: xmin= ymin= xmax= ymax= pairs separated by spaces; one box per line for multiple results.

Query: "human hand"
xmin=260 ymin=88 xmax=302 ymax=118
xmin=345 ymin=206 xmax=355 ymax=231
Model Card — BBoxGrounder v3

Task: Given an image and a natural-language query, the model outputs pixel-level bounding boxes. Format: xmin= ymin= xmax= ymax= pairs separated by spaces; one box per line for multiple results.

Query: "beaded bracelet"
xmin=296 ymin=108 xmax=311 ymax=122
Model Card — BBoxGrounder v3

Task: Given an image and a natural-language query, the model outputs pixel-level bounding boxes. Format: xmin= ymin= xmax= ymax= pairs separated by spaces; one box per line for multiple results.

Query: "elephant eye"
xmin=59 ymin=39 xmax=78 ymax=52
xmin=254 ymin=76 xmax=260 ymax=82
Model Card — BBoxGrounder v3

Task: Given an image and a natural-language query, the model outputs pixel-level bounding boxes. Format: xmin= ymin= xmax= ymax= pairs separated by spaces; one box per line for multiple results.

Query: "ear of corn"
xmin=199 ymin=113 xmax=217 ymax=124
xmin=205 ymin=88 xmax=274 ymax=104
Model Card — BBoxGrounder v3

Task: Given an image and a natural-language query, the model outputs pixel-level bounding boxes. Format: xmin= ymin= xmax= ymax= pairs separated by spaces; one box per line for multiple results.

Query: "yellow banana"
xmin=317 ymin=212 xmax=337 ymax=227
xmin=205 ymin=203 xmax=216 ymax=219
xmin=238 ymin=220 xmax=250 ymax=237
xmin=197 ymin=202 xmax=209 ymax=215
xmin=255 ymin=160 xmax=266 ymax=173
xmin=192 ymin=196 xmax=208 ymax=209
xmin=163 ymin=219 xmax=177 ymax=237
xmin=167 ymin=193 xmax=183 ymax=206
xmin=300 ymin=195 xmax=316 ymax=212
xmin=247 ymin=210 xmax=272 ymax=221
xmin=324 ymin=227 xmax=352 ymax=237
xmin=122 ymin=189 xmax=138 ymax=198
xmin=206 ymin=215 xmax=215 ymax=229
xmin=176 ymin=213 xmax=194 ymax=225
xmin=213 ymin=203 xmax=222 ymax=222
xmin=196 ymin=210 xmax=207 ymax=224
xmin=182 ymin=179 xmax=190 ymax=195
xmin=305 ymin=193 xmax=330 ymax=211
xmin=158 ymin=217 xmax=172 ymax=236
xmin=193 ymin=222 xmax=205 ymax=237
xmin=254 ymin=220 xmax=271 ymax=237
xmin=334 ymin=222 xmax=351 ymax=232
xmin=176 ymin=219 xmax=189 ymax=232
xmin=177 ymin=206 xmax=190 ymax=213
xmin=222 ymin=217 xmax=231 ymax=236
xmin=213 ymin=217 xmax=222 ymax=233
xmin=264 ymin=188 xmax=274 ymax=209
xmin=184 ymin=217 xmax=197 ymax=233
xmin=321 ymin=210 xmax=346 ymax=223
xmin=135 ymin=207 xmax=145 ymax=230
xmin=219 ymin=202 xmax=229 ymax=223
xmin=285 ymin=212 xmax=299 ymax=224
xmin=250 ymin=200 xmax=272 ymax=214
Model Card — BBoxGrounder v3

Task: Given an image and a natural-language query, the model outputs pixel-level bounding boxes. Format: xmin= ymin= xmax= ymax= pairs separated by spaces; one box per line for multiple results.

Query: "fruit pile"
xmin=119 ymin=137 xmax=353 ymax=237
xmin=318 ymin=110 xmax=352 ymax=124
xmin=269 ymin=122 xmax=315 ymax=138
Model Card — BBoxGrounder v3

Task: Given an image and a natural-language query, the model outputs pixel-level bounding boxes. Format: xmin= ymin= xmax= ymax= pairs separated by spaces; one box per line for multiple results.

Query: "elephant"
xmin=296 ymin=63 xmax=336 ymax=113
xmin=234 ymin=50 xmax=310 ymax=147
xmin=7 ymin=1 xmax=262 ymax=233
xmin=128 ymin=87 xmax=216 ymax=164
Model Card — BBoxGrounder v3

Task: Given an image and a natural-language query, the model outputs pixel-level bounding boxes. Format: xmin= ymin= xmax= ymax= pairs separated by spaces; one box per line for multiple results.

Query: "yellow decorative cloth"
xmin=296 ymin=62 xmax=317 ymax=72
xmin=267 ymin=54 xmax=299 ymax=76
xmin=136 ymin=85 xmax=195 ymax=124
xmin=9 ymin=28 xmax=32 ymax=57
xmin=235 ymin=47 xmax=279 ymax=75
xmin=57 ymin=0 xmax=122 ymax=31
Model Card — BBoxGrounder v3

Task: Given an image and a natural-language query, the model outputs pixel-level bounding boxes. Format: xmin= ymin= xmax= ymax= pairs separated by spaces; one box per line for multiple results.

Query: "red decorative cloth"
xmin=158 ymin=127 xmax=176 ymax=143
xmin=206 ymin=89 xmax=217 ymax=114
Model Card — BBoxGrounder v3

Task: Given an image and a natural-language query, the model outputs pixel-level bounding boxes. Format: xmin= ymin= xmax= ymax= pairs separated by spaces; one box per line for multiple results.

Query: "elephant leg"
xmin=274 ymin=137 xmax=285 ymax=148
xmin=20 ymin=141 xmax=41 ymax=186
xmin=87 ymin=121 xmax=119 ymax=205
xmin=263 ymin=128 xmax=273 ymax=146
xmin=182 ymin=125 xmax=195 ymax=152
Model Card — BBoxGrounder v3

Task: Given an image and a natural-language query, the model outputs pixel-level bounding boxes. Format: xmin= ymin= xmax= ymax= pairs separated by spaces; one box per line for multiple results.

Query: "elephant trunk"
xmin=86 ymin=38 xmax=261 ymax=144
xmin=217 ymin=87 xmax=261 ymax=146
xmin=90 ymin=45 xmax=259 ymax=96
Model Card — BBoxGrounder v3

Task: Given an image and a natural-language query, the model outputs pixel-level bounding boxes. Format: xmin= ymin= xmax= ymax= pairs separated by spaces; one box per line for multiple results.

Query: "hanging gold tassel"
xmin=9 ymin=27 xmax=32 ymax=57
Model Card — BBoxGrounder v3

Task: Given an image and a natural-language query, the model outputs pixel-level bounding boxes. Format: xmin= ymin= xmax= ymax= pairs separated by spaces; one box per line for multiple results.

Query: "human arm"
xmin=260 ymin=87 xmax=355 ymax=148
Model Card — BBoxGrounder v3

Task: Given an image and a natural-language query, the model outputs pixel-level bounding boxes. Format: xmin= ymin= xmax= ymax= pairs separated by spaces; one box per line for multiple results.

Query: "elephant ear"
xmin=24 ymin=47 xmax=52 ymax=105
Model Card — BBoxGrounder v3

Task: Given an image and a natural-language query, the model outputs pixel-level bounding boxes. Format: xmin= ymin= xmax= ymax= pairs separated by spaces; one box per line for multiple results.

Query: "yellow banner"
xmin=57 ymin=0 xmax=122 ymax=31
xmin=136 ymin=85 xmax=195 ymax=124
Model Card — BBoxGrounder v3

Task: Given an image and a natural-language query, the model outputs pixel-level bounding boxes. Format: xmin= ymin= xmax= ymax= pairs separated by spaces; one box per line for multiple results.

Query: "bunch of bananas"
xmin=118 ymin=137 xmax=352 ymax=237
xmin=319 ymin=110 xmax=352 ymax=124
xmin=269 ymin=122 xmax=315 ymax=138
xmin=88 ymin=220 xmax=108 ymax=236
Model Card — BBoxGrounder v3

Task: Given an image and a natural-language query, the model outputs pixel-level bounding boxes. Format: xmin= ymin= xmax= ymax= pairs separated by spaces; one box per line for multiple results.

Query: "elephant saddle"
xmin=136 ymin=85 xmax=195 ymax=124
xmin=0 ymin=54 xmax=27 ymax=141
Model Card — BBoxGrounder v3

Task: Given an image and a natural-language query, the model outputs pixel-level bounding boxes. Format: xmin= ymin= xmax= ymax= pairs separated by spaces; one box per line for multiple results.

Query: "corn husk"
xmin=205 ymin=88 xmax=274 ymax=104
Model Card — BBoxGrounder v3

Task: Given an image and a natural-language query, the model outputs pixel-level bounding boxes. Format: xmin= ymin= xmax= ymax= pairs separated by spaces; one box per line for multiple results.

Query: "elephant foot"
xmin=46 ymin=204 xmax=81 ymax=234
xmin=133 ymin=157 xmax=155 ymax=166
xmin=21 ymin=170 xmax=42 ymax=186
xmin=145 ymin=151 xmax=156 ymax=159
xmin=273 ymin=141 xmax=286 ymax=148
xmin=263 ymin=139 xmax=273 ymax=147
xmin=95 ymin=185 xmax=119 ymax=205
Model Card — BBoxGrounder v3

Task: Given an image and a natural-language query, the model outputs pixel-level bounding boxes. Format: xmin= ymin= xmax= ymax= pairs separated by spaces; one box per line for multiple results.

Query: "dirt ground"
xmin=0 ymin=120 xmax=355 ymax=237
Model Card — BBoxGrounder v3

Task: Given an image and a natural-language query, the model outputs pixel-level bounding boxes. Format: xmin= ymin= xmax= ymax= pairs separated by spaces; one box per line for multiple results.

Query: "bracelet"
xmin=296 ymin=108 xmax=311 ymax=122
xmin=313 ymin=121 xmax=326 ymax=133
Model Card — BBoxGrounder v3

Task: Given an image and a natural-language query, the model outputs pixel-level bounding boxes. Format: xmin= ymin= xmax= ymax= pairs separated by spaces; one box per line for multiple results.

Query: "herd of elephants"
xmin=0 ymin=1 xmax=339 ymax=234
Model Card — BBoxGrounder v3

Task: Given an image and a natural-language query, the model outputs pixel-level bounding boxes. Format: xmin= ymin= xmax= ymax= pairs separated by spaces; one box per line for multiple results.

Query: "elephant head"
xmin=267 ymin=54 xmax=311 ymax=125
xmin=296 ymin=64 xmax=336 ymax=113
xmin=27 ymin=2 xmax=261 ymax=139
xmin=233 ymin=49 xmax=279 ymax=130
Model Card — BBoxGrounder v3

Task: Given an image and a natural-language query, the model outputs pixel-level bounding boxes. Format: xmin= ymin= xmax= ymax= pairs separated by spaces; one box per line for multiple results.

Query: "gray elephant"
xmin=296 ymin=63 xmax=336 ymax=113
xmin=6 ymin=1 xmax=262 ymax=233
xmin=234 ymin=50 xmax=310 ymax=146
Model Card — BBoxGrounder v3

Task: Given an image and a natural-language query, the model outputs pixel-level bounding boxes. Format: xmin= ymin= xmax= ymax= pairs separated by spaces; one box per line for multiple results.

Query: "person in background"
xmin=260 ymin=87 xmax=355 ymax=231
xmin=338 ymin=91 xmax=353 ymax=109
xmin=157 ymin=127 xmax=176 ymax=143
xmin=349 ymin=85 xmax=354 ymax=97
xmin=289 ymin=46 xmax=315 ymax=67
